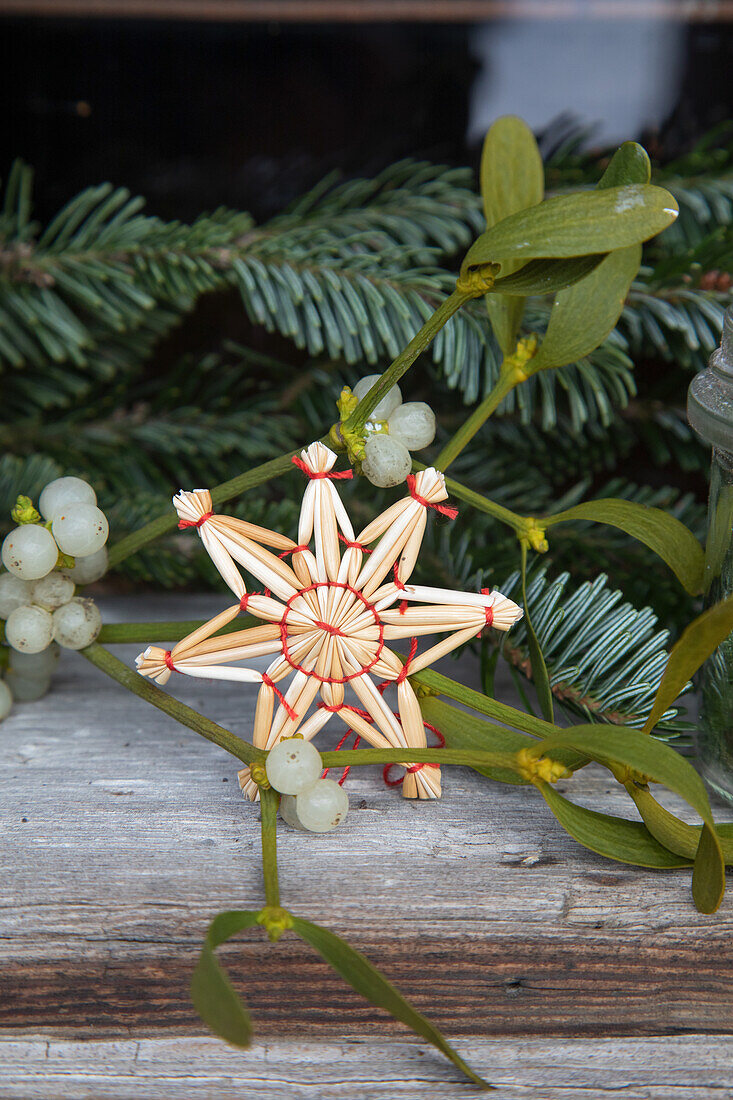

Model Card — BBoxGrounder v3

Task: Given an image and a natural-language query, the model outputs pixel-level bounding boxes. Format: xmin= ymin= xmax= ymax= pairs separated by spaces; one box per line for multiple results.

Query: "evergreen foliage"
xmin=1 ymin=127 xmax=731 ymax=734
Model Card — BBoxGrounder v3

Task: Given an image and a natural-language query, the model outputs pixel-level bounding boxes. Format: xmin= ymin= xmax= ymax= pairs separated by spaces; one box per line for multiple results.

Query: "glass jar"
xmin=688 ymin=306 xmax=733 ymax=805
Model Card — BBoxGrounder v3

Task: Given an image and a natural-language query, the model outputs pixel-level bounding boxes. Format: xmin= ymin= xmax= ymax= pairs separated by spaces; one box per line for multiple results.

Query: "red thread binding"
xmin=395 ymin=636 xmax=418 ymax=684
xmin=405 ymin=473 xmax=458 ymax=519
xmin=260 ymin=673 xmax=298 ymax=721
xmin=278 ymin=543 xmax=311 ymax=559
xmin=338 ymin=533 xmax=372 ymax=553
xmin=478 ymin=587 xmax=494 ymax=636
xmin=279 ymin=582 xmax=384 ymax=684
xmin=240 ymin=591 xmax=265 ymax=613
xmin=178 ymin=511 xmax=213 ymax=530
xmin=392 ymin=562 xmax=409 ymax=615
xmin=164 ymin=650 xmax=177 ymax=672
xmin=383 ymin=722 xmax=445 ymax=786
xmin=292 ymin=455 xmax=353 ymax=481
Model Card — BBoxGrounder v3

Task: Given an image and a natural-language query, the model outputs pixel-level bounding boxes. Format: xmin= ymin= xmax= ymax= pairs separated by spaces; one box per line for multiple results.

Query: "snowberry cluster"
xmin=265 ymin=738 xmax=349 ymax=833
xmin=0 ymin=476 xmax=109 ymax=713
xmin=351 ymin=374 xmax=436 ymax=488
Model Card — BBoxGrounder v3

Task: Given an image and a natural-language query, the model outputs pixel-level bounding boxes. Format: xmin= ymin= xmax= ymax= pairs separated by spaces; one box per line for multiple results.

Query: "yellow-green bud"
xmin=11 ymin=495 xmax=42 ymax=526
xmin=256 ymin=905 xmax=294 ymax=943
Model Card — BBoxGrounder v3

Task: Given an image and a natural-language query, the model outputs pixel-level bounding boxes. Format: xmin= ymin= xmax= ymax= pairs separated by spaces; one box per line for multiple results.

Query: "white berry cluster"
xmin=265 ymin=738 xmax=348 ymax=833
xmin=351 ymin=374 xmax=437 ymax=488
xmin=0 ymin=476 xmax=109 ymax=715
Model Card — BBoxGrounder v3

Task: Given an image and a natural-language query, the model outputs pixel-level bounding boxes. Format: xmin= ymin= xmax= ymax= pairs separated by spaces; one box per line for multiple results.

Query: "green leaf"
xmin=692 ymin=824 xmax=727 ymax=915
xmin=191 ymin=909 xmax=260 ymax=1047
xmin=521 ymin=542 xmax=554 ymax=722
xmin=528 ymin=141 xmax=650 ymax=373
xmin=291 ymin=916 xmax=493 ymax=1091
xmin=597 ymin=141 xmax=651 ymax=188
xmin=462 ymin=185 xmax=678 ymax=271
xmin=627 ymin=783 xmax=733 ymax=863
xmin=490 ymin=254 xmax=606 ymax=297
xmin=529 ymin=245 xmax=641 ymax=371
xmin=644 ymin=597 xmax=733 ymax=732
xmin=480 ymin=116 xmax=544 ymax=356
xmin=534 ymin=724 xmax=725 ymax=912
xmin=542 ymin=498 xmax=705 ymax=596
xmin=480 ymin=115 xmax=544 ymax=229
xmin=537 ymin=781 xmax=691 ymax=868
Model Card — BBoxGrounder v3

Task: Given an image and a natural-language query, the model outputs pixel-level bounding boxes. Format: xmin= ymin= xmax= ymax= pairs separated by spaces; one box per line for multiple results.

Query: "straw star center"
xmin=280 ymin=581 xmax=384 ymax=683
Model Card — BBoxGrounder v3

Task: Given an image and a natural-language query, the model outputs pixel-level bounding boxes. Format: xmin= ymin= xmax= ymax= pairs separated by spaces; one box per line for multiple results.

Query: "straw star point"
xmin=136 ymin=441 xmax=523 ymax=800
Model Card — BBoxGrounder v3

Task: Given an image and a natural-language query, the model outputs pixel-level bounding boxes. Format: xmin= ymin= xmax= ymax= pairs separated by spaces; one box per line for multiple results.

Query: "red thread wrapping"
xmin=392 ymin=561 xmax=409 ymax=614
xmin=260 ymin=673 xmax=298 ymax=721
xmin=164 ymin=650 xmax=177 ymax=672
xmin=292 ymin=455 xmax=353 ymax=481
xmin=406 ymin=473 xmax=458 ymax=520
xmin=178 ymin=511 xmax=213 ymax=530
xmin=478 ymin=587 xmax=494 ymax=636
xmin=279 ymin=582 xmax=384 ymax=683
xmin=240 ymin=591 xmax=265 ymax=614
xmin=395 ymin=636 xmax=418 ymax=684
xmin=383 ymin=723 xmax=445 ymax=786
xmin=279 ymin=543 xmax=311 ymax=559
xmin=339 ymin=533 xmax=372 ymax=553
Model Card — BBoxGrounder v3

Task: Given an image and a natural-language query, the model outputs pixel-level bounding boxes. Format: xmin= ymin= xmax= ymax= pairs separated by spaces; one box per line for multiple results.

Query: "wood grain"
xmin=2 ymin=594 xmax=733 ymax=1096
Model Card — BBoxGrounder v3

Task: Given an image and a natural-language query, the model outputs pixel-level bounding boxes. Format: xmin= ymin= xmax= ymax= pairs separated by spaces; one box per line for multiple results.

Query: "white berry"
xmin=39 ymin=476 xmax=96 ymax=521
xmin=4 ymin=671 xmax=51 ymax=702
xmin=52 ymin=504 xmax=108 ymax=557
xmin=1 ymin=525 xmax=59 ymax=581
xmin=362 ymin=435 xmax=412 ymax=488
xmin=9 ymin=642 xmax=60 ymax=676
xmin=30 ymin=572 xmax=75 ymax=610
xmin=388 ymin=402 xmax=436 ymax=451
xmin=5 ymin=605 xmax=54 ymax=653
xmin=265 ymin=738 xmax=322 ymax=794
xmin=295 ymin=778 xmax=349 ymax=832
xmin=279 ymin=793 xmax=307 ymax=830
xmin=60 ymin=546 xmax=108 ymax=585
xmin=52 ymin=597 xmax=102 ymax=649
xmin=352 ymin=374 xmax=402 ymax=420
xmin=0 ymin=574 xmax=34 ymax=618
xmin=0 ymin=679 xmax=12 ymax=719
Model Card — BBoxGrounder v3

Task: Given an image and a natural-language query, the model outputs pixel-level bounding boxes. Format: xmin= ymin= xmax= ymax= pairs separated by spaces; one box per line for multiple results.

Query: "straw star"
xmin=136 ymin=441 xmax=523 ymax=799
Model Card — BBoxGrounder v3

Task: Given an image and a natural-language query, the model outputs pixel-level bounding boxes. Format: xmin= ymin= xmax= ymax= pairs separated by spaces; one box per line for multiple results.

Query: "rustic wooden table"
xmin=2 ymin=595 xmax=733 ymax=1099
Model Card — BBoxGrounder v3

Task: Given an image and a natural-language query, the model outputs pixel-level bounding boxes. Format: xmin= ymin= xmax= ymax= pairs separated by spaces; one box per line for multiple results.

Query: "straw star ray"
xmin=135 ymin=441 xmax=523 ymax=799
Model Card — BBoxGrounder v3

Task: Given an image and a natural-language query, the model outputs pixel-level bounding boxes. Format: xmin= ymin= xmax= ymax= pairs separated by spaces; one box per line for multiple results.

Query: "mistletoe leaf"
xmin=480 ymin=115 xmax=544 ymax=355
xmin=537 ymin=781 xmax=691 ymax=868
xmin=542 ymin=498 xmax=705 ymax=595
xmin=644 ymin=597 xmax=733 ymax=732
xmin=528 ymin=141 xmax=650 ymax=373
xmin=529 ymin=245 xmax=641 ymax=371
xmin=535 ymin=724 xmax=725 ymax=912
xmin=490 ymin=254 xmax=606 ymax=297
xmin=191 ymin=909 xmax=260 ymax=1047
xmin=290 ymin=916 xmax=493 ymax=1090
xmin=462 ymin=184 xmax=678 ymax=272
xmin=628 ymin=783 xmax=733 ymax=863
xmin=521 ymin=542 xmax=554 ymax=722
xmin=598 ymin=141 xmax=652 ymax=188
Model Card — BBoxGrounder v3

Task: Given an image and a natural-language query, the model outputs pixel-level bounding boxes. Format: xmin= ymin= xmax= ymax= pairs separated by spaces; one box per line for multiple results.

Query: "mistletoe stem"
xmin=411 ymin=458 xmax=526 ymax=533
xmin=106 ymin=446 xmax=307 ymax=569
xmin=97 ymin=617 xmax=256 ymax=644
xmin=81 ymin=643 xmax=262 ymax=766
xmin=319 ymin=746 xmax=517 ymax=770
xmin=344 ymin=288 xmax=471 ymax=431
xmin=259 ymin=787 xmax=281 ymax=909
xmin=435 ymin=367 xmax=526 ymax=472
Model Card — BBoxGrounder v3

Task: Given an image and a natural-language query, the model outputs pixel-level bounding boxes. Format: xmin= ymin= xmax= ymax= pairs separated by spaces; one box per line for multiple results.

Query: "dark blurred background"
xmin=1 ymin=7 xmax=731 ymax=223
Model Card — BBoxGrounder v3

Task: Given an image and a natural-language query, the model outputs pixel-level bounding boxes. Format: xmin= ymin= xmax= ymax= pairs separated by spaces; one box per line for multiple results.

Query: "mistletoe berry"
xmin=1 ymin=525 xmax=58 ymax=580
xmin=265 ymin=738 xmax=323 ymax=794
xmin=295 ymin=778 xmax=349 ymax=832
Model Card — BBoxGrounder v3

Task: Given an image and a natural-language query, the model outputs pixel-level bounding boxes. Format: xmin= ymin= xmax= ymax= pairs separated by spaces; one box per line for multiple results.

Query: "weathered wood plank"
xmin=1 ymin=595 xmax=732 ymax=1092
xmin=1 ymin=1034 xmax=733 ymax=1099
